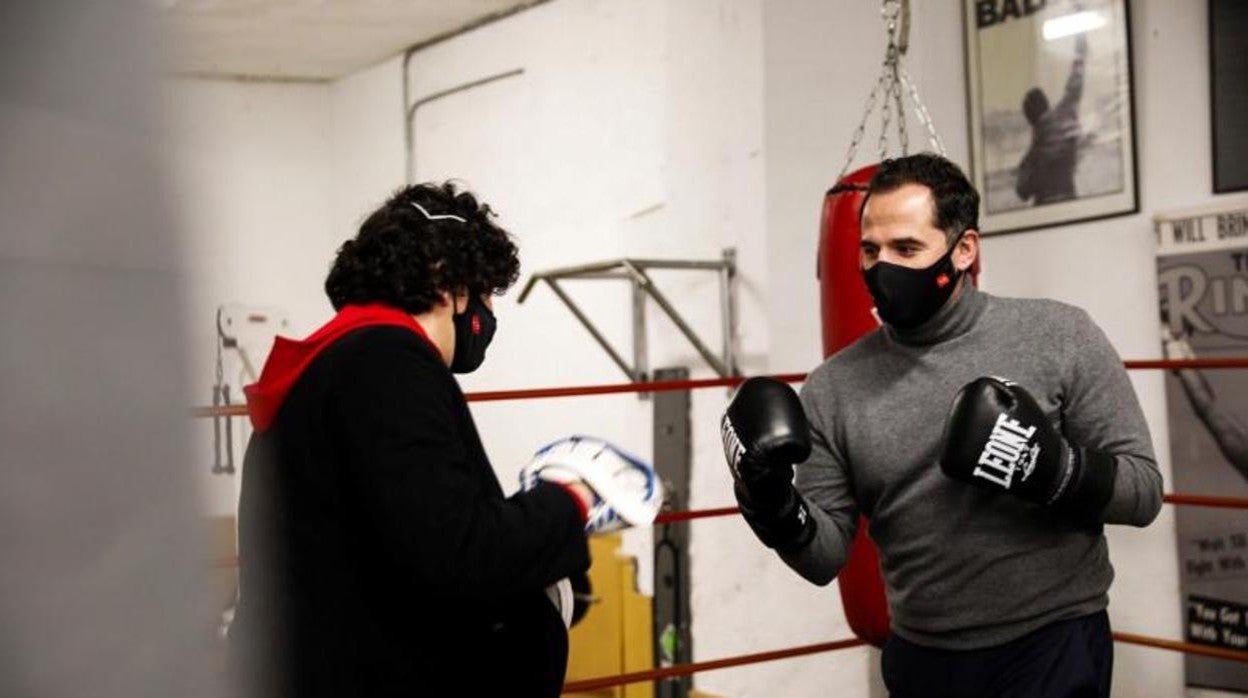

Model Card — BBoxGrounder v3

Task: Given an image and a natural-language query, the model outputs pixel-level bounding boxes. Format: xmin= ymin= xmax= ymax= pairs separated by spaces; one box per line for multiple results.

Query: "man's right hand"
xmin=721 ymin=377 xmax=816 ymax=550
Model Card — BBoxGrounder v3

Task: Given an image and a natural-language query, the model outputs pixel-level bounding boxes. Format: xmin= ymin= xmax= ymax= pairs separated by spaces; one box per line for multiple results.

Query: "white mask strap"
xmin=411 ymin=201 xmax=467 ymax=223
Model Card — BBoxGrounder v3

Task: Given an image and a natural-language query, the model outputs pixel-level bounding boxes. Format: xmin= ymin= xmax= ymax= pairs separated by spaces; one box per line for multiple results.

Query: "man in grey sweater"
xmin=721 ymin=154 xmax=1162 ymax=696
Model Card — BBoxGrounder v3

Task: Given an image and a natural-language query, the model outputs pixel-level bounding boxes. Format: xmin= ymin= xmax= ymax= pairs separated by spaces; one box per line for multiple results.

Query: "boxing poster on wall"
xmin=1156 ymin=205 xmax=1248 ymax=692
xmin=964 ymin=0 xmax=1138 ymax=235
xmin=1210 ymin=0 xmax=1248 ymax=193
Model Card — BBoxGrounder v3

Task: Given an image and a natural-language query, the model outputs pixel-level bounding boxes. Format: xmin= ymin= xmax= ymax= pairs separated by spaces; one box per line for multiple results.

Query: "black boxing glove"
xmin=940 ymin=376 xmax=1117 ymax=522
xmin=721 ymin=377 xmax=816 ymax=550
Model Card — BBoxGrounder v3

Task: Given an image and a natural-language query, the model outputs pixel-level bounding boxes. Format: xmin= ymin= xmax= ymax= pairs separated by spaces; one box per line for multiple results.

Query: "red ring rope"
xmin=655 ymin=506 xmax=741 ymax=524
xmin=211 ymin=493 xmax=1248 ymax=568
xmin=561 ymin=638 xmax=866 ymax=693
xmin=191 ymin=359 xmax=1248 ymax=417
xmin=1161 ymin=493 xmax=1248 ymax=509
xmin=1113 ymin=631 xmax=1248 ymax=663
xmin=1124 ymin=358 xmax=1248 ymax=370
xmin=558 ymin=633 xmax=1248 ymax=693
xmin=652 ymin=494 xmax=1248 ymax=526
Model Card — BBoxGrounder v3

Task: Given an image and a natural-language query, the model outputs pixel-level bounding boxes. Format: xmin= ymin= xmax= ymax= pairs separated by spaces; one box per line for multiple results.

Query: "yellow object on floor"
xmin=563 ymin=533 xmax=654 ymax=698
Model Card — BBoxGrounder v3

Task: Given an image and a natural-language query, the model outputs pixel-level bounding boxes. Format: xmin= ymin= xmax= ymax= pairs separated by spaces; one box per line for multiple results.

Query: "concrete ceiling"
xmin=161 ymin=0 xmax=544 ymax=81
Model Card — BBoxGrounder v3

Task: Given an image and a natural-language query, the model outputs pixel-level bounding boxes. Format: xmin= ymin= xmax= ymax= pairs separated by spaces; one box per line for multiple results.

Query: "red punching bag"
xmin=817 ymin=164 xmax=891 ymax=648
xmin=819 ymin=166 xmax=878 ymax=353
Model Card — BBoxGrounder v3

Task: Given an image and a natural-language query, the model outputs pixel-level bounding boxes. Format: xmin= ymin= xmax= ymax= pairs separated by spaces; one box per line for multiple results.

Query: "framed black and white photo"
xmin=1210 ymin=0 xmax=1248 ymax=193
xmin=964 ymin=0 xmax=1138 ymax=235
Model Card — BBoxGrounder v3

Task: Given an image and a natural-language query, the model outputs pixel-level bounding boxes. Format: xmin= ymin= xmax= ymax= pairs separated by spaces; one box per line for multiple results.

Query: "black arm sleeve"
xmin=333 ymin=331 xmax=590 ymax=602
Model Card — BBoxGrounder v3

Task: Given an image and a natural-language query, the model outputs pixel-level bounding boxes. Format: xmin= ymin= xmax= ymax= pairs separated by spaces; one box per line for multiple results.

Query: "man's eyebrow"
xmin=886 ymin=236 xmax=927 ymax=246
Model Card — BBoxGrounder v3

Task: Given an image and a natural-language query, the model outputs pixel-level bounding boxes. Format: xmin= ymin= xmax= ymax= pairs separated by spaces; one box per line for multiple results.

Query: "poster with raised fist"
xmin=965 ymin=0 xmax=1138 ymax=234
xmin=1156 ymin=205 xmax=1248 ymax=692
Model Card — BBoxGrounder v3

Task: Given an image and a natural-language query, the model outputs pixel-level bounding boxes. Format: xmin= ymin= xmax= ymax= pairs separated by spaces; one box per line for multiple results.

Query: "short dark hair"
xmin=862 ymin=153 xmax=980 ymax=243
xmin=325 ymin=181 xmax=520 ymax=314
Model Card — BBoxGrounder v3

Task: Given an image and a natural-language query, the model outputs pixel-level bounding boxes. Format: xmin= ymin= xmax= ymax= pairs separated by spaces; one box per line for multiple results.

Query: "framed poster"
xmin=1210 ymin=0 xmax=1248 ymax=193
xmin=965 ymin=0 xmax=1138 ymax=235
xmin=1156 ymin=204 xmax=1248 ymax=691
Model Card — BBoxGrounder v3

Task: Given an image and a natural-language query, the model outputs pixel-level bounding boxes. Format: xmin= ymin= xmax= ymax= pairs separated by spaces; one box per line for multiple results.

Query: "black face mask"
xmin=863 ymin=234 xmax=965 ymax=330
xmin=450 ymin=294 xmax=497 ymax=373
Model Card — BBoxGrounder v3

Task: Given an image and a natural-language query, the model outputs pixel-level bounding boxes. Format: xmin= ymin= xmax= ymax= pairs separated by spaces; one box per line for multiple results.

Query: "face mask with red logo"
xmin=450 ymin=294 xmax=497 ymax=373
xmin=862 ymin=231 xmax=965 ymax=330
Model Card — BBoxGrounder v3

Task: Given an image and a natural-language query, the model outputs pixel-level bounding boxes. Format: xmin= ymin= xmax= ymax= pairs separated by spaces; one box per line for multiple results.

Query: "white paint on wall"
xmin=166 ymin=78 xmax=335 ymax=515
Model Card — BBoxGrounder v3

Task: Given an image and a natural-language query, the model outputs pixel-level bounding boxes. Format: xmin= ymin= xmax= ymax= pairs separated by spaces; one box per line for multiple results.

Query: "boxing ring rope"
xmin=190 ymin=358 xmax=1248 ymax=419
xmin=196 ymin=356 xmax=1248 ymax=689
xmin=1121 ymin=358 xmax=1248 ymax=371
xmin=650 ymin=496 xmax=1248 ymax=523
xmin=559 ymin=633 xmax=1248 ymax=694
xmin=1113 ymin=632 xmax=1248 ymax=664
xmin=208 ymin=493 xmax=1248 ymax=570
xmin=1159 ymin=493 xmax=1248 ymax=509
xmin=562 ymin=638 xmax=868 ymax=693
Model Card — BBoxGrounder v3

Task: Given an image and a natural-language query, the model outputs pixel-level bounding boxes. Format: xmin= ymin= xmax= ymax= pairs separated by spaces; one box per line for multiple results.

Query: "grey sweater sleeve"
xmin=1062 ymin=308 xmax=1163 ymax=526
xmin=775 ymin=377 xmax=860 ymax=585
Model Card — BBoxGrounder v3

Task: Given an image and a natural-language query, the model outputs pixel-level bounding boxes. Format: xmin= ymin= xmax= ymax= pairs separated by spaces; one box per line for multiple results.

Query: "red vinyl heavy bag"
xmin=817 ymin=164 xmax=891 ymax=648
xmin=819 ymin=165 xmax=878 ymax=354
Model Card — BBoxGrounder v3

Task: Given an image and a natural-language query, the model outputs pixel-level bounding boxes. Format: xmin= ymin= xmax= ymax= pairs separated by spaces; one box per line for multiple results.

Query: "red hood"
xmin=243 ymin=304 xmax=437 ymax=432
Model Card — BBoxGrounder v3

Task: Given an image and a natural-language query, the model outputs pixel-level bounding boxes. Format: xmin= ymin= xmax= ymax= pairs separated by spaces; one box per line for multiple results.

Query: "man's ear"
xmin=956 ymin=229 xmax=980 ymax=273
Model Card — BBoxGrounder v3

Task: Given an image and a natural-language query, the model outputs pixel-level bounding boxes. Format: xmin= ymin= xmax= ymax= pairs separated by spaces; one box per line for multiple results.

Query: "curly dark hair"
xmin=862 ymin=153 xmax=980 ymax=244
xmin=325 ymin=181 xmax=520 ymax=314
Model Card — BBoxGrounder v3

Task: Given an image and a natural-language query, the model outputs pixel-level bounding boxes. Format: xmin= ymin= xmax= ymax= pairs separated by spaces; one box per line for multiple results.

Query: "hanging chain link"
xmin=892 ymin=63 xmax=907 ymax=155
xmin=876 ymin=0 xmax=900 ymax=162
xmin=901 ymin=69 xmax=945 ymax=155
xmin=837 ymin=71 xmax=888 ymax=181
xmin=837 ymin=0 xmax=944 ymax=180
xmin=877 ymin=75 xmax=893 ymax=162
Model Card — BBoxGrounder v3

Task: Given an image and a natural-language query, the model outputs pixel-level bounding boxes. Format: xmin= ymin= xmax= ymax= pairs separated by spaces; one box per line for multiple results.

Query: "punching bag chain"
xmin=902 ymin=68 xmax=946 ymax=157
xmin=878 ymin=0 xmax=907 ymax=162
xmin=836 ymin=0 xmax=944 ymax=181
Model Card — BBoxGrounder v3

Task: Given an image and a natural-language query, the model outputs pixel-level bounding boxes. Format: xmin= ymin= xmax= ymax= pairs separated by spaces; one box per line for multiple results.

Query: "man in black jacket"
xmin=230 ymin=182 xmax=597 ymax=697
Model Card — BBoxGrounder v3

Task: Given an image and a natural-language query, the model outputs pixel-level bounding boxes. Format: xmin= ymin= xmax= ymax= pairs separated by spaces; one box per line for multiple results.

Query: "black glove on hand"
xmin=722 ymin=377 xmax=817 ymax=550
xmin=940 ymin=376 xmax=1117 ymax=522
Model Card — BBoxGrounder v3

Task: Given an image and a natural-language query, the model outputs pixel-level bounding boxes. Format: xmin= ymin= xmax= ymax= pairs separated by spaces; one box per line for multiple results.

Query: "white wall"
xmin=329 ymin=55 xmax=407 ymax=250
xmin=165 ymin=78 xmax=337 ymax=514
xmin=167 ymin=58 xmax=410 ymax=516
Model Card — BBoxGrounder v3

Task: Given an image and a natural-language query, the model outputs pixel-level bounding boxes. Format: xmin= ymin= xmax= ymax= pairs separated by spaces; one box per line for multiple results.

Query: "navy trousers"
xmin=882 ymin=611 xmax=1113 ymax=698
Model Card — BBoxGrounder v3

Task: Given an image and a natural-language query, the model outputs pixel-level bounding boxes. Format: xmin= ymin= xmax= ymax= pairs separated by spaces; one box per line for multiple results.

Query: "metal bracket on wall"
xmin=517 ymin=249 xmax=740 ymax=390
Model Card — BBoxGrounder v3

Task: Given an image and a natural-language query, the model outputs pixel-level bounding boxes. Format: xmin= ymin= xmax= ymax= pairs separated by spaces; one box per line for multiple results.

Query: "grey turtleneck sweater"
xmin=783 ymin=284 xmax=1162 ymax=649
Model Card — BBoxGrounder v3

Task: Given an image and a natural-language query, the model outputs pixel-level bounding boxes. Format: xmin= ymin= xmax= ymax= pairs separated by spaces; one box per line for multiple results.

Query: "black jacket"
xmin=230 ymin=323 xmax=590 ymax=697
